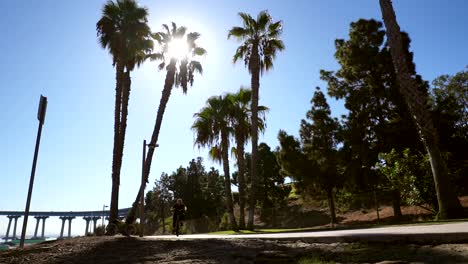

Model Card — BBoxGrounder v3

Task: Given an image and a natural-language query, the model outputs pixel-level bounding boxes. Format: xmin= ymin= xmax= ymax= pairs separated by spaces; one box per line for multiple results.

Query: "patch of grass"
xmin=288 ymin=184 xmax=301 ymax=200
xmin=207 ymin=228 xmax=310 ymax=235
xmin=297 ymin=257 xmax=334 ymax=264
xmin=207 ymin=230 xmax=257 ymax=235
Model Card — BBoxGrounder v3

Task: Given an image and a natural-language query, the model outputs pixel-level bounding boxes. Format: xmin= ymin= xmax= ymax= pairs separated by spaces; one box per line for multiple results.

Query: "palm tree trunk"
xmin=236 ymin=136 xmax=246 ymax=229
xmin=126 ymin=61 xmax=177 ymax=224
xmin=327 ymin=187 xmax=337 ymax=225
xmin=222 ymin=131 xmax=238 ymax=231
xmin=379 ymin=0 xmax=463 ymax=219
xmin=247 ymin=47 xmax=260 ymax=230
xmin=109 ymin=62 xmax=124 ymax=224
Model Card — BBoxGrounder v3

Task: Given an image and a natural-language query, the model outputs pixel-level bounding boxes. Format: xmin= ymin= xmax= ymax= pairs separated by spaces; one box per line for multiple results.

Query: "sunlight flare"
xmin=167 ymin=38 xmax=189 ymax=60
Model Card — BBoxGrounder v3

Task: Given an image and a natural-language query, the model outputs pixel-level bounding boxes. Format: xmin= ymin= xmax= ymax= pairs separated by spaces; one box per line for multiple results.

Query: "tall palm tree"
xmin=228 ymin=11 xmax=285 ymax=229
xmin=227 ymin=88 xmax=268 ymax=229
xmin=126 ymin=22 xmax=205 ymax=224
xmin=96 ymin=0 xmax=152 ymax=224
xmin=378 ymin=0 xmax=463 ymax=219
xmin=192 ymin=95 xmax=238 ymax=231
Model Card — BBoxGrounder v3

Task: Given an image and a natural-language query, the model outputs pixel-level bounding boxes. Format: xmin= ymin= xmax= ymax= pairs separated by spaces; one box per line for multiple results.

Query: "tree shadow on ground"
xmin=3 ymin=236 xmax=468 ymax=264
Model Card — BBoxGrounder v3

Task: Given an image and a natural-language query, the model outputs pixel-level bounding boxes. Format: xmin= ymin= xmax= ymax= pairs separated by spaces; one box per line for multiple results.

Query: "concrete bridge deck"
xmin=0 ymin=208 xmax=130 ymax=217
xmin=1 ymin=208 xmax=131 ymax=241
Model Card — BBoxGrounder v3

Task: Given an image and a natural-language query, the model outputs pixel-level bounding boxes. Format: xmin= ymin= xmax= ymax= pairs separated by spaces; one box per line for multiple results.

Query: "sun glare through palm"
xmin=167 ymin=37 xmax=189 ymax=60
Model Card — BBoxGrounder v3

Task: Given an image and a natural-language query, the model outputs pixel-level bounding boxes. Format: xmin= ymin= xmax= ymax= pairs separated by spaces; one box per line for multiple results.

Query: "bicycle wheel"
xmin=175 ymin=215 xmax=180 ymax=237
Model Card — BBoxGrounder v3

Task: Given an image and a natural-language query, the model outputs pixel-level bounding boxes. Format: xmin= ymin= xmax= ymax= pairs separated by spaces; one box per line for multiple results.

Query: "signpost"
xmin=20 ymin=95 xmax=47 ymax=248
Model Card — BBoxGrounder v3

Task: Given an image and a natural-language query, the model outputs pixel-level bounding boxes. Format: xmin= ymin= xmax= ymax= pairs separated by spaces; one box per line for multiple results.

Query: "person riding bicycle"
xmin=172 ymin=198 xmax=187 ymax=232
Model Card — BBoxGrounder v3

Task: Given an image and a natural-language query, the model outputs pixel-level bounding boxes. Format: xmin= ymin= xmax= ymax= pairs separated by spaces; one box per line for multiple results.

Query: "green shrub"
xmin=95 ymin=225 xmax=105 ymax=236
xmin=218 ymin=212 xmax=230 ymax=231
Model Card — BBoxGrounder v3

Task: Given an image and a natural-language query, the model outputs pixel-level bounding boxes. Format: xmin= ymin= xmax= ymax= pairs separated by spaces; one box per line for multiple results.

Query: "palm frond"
xmin=268 ymin=21 xmax=283 ymax=38
xmin=193 ymin=47 xmax=207 ymax=56
xmin=209 ymin=146 xmax=223 ymax=163
xmin=233 ymin=43 xmax=249 ymax=64
xmin=162 ymin=24 xmax=170 ymax=35
xmin=257 ymin=10 xmax=272 ymax=32
xmin=170 ymin=22 xmax=179 ymax=35
xmin=158 ymin=61 xmax=165 ymax=71
xmin=228 ymin=27 xmax=248 ymax=40
xmin=151 ymin=32 xmax=164 ymax=43
xmin=149 ymin=52 xmax=164 ymax=61
xmin=238 ymin=12 xmax=256 ymax=31
xmin=187 ymin=32 xmax=201 ymax=42
xmin=190 ymin=61 xmax=203 ymax=74
xmin=231 ymin=146 xmax=238 ymax=160
xmin=175 ymin=26 xmax=187 ymax=38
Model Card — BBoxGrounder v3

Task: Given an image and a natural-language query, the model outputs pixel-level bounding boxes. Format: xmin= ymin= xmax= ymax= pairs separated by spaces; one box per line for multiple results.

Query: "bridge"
xmin=0 ymin=208 xmax=130 ymax=241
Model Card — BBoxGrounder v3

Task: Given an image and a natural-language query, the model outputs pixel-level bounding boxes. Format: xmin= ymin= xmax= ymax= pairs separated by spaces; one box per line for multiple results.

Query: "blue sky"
xmin=1 ymin=0 xmax=467 ymax=236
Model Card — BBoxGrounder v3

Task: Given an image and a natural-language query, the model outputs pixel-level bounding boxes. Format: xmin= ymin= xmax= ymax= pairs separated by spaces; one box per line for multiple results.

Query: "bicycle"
xmin=173 ymin=213 xmax=182 ymax=236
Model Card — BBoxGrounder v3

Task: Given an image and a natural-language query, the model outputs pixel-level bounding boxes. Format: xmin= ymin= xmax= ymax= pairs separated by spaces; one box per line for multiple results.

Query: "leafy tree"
xmin=254 ymin=144 xmax=291 ymax=225
xmin=319 ymin=19 xmax=439 ymax=215
xmin=192 ymin=95 xmax=238 ymax=230
xmin=379 ymin=0 xmax=463 ymax=218
xmin=127 ymin=23 xmax=206 ymax=224
xmin=184 ymin=158 xmax=206 ymax=219
xmin=376 ymin=149 xmax=437 ymax=217
xmin=277 ymin=131 xmax=314 ymax=190
xmin=299 ymin=88 xmax=342 ymax=224
xmin=144 ymin=158 xmax=226 ymax=233
xmin=227 ymin=88 xmax=267 ymax=228
xmin=96 ymin=0 xmax=152 ymax=224
xmin=430 ymin=69 xmax=468 ymax=194
xmin=320 ymin=19 xmax=422 ymax=192
xmin=202 ymin=167 xmax=226 ymax=219
xmin=144 ymin=173 xmax=173 ymax=234
xmin=228 ymin=11 xmax=285 ymax=230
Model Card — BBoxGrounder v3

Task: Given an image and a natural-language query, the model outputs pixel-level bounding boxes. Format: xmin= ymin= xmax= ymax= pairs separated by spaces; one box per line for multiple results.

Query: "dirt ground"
xmin=1 ymin=235 xmax=468 ymax=264
xmin=3 ymin=198 xmax=468 ymax=263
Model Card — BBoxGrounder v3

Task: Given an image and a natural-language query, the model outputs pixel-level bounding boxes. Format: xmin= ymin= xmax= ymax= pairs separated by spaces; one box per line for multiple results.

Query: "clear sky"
xmin=1 ymin=0 xmax=467 ymax=236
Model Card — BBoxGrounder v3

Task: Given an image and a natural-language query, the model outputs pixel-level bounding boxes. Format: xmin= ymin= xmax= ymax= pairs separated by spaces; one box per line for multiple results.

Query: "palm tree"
xmin=228 ymin=11 xmax=285 ymax=229
xmin=227 ymin=88 xmax=268 ymax=229
xmin=126 ymin=22 xmax=205 ymax=224
xmin=192 ymin=95 xmax=238 ymax=231
xmin=96 ymin=0 xmax=152 ymax=224
xmin=378 ymin=0 xmax=463 ymax=219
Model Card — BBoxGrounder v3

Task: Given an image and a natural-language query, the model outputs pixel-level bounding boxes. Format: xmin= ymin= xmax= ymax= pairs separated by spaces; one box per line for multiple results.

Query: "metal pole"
xmin=20 ymin=95 xmax=47 ymax=248
xmin=374 ymin=189 xmax=380 ymax=224
xmin=102 ymin=205 xmax=108 ymax=229
xmin=139 ymin=140 xmax=147 ymax=237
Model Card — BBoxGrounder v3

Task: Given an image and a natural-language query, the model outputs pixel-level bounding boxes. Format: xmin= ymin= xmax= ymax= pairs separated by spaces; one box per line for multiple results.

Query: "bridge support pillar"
xmin=92 ymin=217 xmax=100 ymax=235
xmin=33 ymin=216 xmax=49 ymax=239
xmin=67 ymin=217 xmax=74 ymax=238
xmin=59 ymin=217 xmax=66 ymax=239
xmin=4 ymin=216 xmax=14 ymax=241
xmin=83 ymin=217 xmax=91 ymax=235
xmin=33 ymin=217 xmax=40 ymax=239
xmin=59 ymin=216 xmax=75 ymax=239
xmin=6 ymin=215 xmax=21 ymax=240
xmin=41 ymin=216 xmax=48 ymax=239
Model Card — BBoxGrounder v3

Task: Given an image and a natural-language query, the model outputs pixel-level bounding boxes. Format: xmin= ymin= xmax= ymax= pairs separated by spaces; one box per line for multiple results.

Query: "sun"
xmin=167 ymin=38 xmax=189 ymax=61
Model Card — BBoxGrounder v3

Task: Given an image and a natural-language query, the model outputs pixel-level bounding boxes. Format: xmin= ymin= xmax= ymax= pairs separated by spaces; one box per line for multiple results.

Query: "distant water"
xmin=1 ymin=237 xmax=57 ymax=250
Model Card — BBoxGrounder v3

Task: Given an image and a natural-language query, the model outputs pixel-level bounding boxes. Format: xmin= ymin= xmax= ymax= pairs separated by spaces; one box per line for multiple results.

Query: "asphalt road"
xmin=147 ymin=222 xmax=468 ymax=243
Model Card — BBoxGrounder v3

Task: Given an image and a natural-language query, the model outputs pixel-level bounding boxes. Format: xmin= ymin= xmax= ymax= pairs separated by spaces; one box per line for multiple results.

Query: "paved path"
xmin=147 ymin=222 xmax=468 ymax=243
